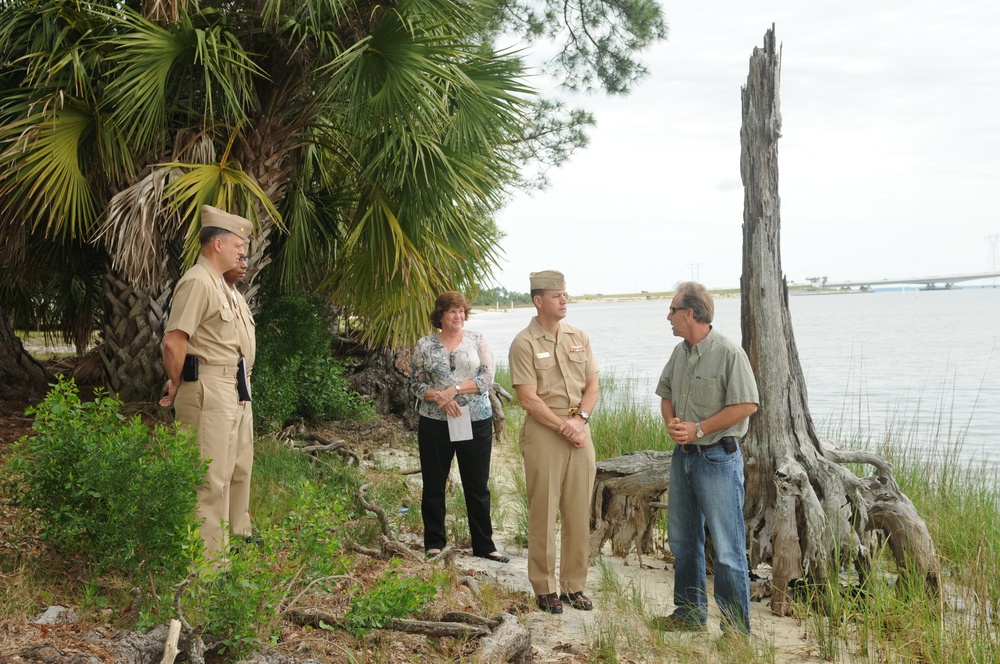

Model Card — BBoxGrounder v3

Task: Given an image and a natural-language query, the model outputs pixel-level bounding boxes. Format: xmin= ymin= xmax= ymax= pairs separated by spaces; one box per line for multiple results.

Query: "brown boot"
xmin=536 ymin=593 xmax=563 ymax=614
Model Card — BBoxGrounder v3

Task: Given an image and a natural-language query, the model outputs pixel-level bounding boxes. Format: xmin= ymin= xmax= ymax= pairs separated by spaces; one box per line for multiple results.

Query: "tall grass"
xmin=800 ymin=412 xmax=1000 ymax=662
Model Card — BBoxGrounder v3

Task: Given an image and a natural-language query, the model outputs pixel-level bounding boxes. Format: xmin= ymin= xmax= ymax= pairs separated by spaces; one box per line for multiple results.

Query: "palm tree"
xmin=0 ymin=0 xmax=536 ymax=398
xmin=0 ymin=0 xmax=666 ymax=401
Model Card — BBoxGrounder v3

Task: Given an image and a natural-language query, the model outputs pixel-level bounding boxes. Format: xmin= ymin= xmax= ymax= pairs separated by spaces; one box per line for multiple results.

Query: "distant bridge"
xmin=821 ymin=272 xmax=1000 ymax=291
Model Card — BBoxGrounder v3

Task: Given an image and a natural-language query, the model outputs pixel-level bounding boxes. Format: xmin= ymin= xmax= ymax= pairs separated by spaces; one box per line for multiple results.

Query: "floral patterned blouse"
xmin=411 ymin=329 xmax=494 ymax=422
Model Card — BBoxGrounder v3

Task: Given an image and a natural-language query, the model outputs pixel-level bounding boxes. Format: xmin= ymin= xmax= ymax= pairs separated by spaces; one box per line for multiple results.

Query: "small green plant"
xmin=6 ymin=378 xmax=204 ymax=579
xmin=343 ymin=564 xmax=439 ymax=635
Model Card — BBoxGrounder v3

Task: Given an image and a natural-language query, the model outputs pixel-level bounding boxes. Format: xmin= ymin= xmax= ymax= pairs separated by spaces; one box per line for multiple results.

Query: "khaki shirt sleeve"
xmin=508 ymin=333 xmax=537 ymax=387
xmin=166 ymin=276 xmax=210 ymax=337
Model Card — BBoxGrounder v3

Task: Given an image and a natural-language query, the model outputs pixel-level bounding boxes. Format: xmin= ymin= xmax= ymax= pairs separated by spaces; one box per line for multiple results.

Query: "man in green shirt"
xmin=654 ymin=281 xmax=759 ymax=634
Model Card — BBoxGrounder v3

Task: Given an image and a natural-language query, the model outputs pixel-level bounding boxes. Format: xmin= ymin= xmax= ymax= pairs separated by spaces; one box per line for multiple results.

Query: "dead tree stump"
xmin=739 ymin=25 xmax=940 ymax=616
xmin=589 ymin=450 xmax=672 ymax=564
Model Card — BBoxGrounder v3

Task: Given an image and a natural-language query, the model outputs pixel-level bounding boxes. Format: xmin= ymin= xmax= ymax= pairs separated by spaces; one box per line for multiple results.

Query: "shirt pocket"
xmin=691 ymin=372 xmax=726 ymax=408
xmin=532 ymin=356 xmax=557 ymax=393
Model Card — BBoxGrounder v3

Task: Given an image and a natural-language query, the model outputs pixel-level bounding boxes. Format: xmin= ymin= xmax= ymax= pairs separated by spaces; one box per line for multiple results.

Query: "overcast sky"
xmin=490 ymin=0 xmax=1000 ymax=294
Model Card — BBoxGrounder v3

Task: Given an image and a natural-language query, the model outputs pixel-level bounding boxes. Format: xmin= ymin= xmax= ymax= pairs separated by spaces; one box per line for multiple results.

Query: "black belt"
xmin=680 ymin=436 xmax=738 ymax=454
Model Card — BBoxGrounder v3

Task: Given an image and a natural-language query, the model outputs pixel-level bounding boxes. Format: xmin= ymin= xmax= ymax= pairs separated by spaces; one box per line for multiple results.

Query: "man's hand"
xmin=667 ymin=417 xmax=695 ymax=445
xmin=558 ymin=417 xmax=588 ymax=448
xmin=159 ymin=379 xmax=178 ymax=408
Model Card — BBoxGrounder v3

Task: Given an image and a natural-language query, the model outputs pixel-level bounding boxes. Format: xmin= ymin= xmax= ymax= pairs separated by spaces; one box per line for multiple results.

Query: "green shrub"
xmin=180 ymin=481 xmax=351 ymax=657
xmin=7 ymin=378 xmax=205 ymax=578
xmin=253 ymin=292 xmax=374 ymax=432
xmin=343 ymin=563 xmax=439 ymax=635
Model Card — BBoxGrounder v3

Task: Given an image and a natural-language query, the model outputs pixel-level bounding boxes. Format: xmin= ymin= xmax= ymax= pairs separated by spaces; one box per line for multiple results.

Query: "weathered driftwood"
xmin=739 ymin=25 xmax=940 ymax=616
xmin=473 ymin=612 xmax=532 ymax=664
xmin=286 ymin=432 xmax=360 ymax=466
xmin=489 ymin=383 xmax=513 ymax=439
xmin=287 ymin=607 xmax=489 ymax=638
xmin=589 ymin=450 xmax=672 ymax=564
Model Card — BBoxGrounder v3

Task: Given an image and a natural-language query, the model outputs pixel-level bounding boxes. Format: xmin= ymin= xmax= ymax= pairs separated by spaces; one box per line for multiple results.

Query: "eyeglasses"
xmin=669 ymin=306 xmax=688 ymax=315
xmin=237 ymin=256 xmax=248 ymax=264
xmin=449 ymin=352 xmax=456 ymax=372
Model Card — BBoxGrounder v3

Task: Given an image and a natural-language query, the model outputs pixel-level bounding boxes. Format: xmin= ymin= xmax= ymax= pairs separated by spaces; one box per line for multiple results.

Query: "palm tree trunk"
xmin=0 ymin=303 xmax=51 ymax=401
xmin=100 ymin=268 xmax=174 ymax=402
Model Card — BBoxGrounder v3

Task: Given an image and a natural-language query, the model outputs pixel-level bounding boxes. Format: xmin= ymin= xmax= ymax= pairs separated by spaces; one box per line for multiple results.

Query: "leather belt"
xmin=680 ymin=436 xmax=738 ymax=454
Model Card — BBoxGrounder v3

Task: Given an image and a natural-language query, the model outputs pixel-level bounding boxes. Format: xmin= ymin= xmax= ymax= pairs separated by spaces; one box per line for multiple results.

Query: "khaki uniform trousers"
xmin=520 ymin=414 xmax=597 ymax=596
xmin=174 ymin=366 xmax=240 ymax=559
xmin=227 ymin=401 xmax=254 ymax=538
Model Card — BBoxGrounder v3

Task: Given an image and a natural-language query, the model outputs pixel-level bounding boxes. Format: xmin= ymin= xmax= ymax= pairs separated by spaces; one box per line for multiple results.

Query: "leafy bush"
xmin=181 ymin=481 xmax=351 ymax=657
xmin=253 ymin=292 xmax=374 ymax=432
xmin=343 ymin=563 xmax=439 ymax=635
xmin=7 ymin=378 xmax=205 ymax=578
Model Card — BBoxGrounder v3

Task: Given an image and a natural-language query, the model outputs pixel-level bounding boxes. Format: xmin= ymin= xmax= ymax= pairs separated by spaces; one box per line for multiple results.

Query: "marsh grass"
xmin=799 ymin=408 xmax=1000 ymax=662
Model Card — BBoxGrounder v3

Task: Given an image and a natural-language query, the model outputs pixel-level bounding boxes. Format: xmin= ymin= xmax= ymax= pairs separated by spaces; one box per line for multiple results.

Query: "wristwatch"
xmin=578 ymin=411 xmax=590 ymax=423
xmin=695 ymin=422 xmax=705 ymax=438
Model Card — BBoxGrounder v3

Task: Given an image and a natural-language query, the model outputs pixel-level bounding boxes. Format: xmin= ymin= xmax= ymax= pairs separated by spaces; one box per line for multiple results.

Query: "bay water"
xmin=464 ymin=288 xmax=1000 ymax=468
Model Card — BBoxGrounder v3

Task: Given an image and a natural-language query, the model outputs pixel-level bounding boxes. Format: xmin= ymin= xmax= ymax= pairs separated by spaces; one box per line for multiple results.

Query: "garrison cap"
xmin=201 ymin=205 xmax=251 ymax=242
xmin=529 ymin=270 xmax=566 ymax=291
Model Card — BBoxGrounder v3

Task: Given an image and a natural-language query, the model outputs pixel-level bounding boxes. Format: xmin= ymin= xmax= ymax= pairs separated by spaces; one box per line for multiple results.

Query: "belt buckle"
xmin=568 ymin=407 xmax=579 ymax=417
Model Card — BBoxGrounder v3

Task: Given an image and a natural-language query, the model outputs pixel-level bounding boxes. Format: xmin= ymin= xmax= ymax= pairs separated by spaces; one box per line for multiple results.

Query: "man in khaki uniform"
xmin=223 ymin=255 xmax=256 ymax=543
xmin=160 ymin=205 xmax=250 ymax=560
xmin=509 ymin=270 xmax=599 ymax=614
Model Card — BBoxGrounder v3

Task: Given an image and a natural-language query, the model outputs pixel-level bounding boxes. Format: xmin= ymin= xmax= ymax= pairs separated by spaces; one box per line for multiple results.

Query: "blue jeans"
xmin=668 ymin=442 xmax=751 ymax=633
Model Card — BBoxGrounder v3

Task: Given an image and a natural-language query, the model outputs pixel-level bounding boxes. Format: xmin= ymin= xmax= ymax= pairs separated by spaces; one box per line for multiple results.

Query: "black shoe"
xmin=537 ymin=593 xmax=563 ymax=614
xmin=559 ymin=592 xmax=593 ymax=611
xmin=476 ymin=551 xmax=510 ymax=563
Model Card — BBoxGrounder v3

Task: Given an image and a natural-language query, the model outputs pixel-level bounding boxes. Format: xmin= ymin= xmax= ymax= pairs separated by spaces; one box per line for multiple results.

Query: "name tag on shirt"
xmin=536 ymin=352 xmax=550 ymax=358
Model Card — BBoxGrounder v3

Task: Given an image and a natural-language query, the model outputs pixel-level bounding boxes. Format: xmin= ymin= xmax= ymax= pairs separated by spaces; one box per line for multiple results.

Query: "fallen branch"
xmin=287 ymin=608 xmax=490 ymax=638
xmin=474 ymin=613 xmax=532 ymax=664
xmin=457 ymin=575 xmax=481 ymax=598
xmin=292 ymin=433 xmax=361 ymax=466
xmin=357 ymin=482 xmax=394 ymax=540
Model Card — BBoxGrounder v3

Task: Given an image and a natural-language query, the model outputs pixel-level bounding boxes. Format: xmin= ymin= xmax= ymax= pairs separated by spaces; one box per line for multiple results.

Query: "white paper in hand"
xmin=447 ymin=405 xmax=473 ymax=442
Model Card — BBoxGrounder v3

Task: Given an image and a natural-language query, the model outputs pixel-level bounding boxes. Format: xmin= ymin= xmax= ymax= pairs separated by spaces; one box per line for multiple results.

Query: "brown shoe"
xmin=559 ymin=591 xmax=593 ymax=611
xmin=536 ymin=593 xmax=563 ymax=614
xmin=651 ymin=613 xmax=707 ymax=632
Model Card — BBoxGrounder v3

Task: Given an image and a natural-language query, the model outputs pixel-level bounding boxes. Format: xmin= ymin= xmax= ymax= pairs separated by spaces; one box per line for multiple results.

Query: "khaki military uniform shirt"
xmin=231 ymin=287 xmax=256 ymax=372
xmin=655 ymin=327 xmax=759 ymax=444
xmin=509 ymin=317 xmax=599 ymax=409
xmin=166 ymin=256 xmax=242 ymax=365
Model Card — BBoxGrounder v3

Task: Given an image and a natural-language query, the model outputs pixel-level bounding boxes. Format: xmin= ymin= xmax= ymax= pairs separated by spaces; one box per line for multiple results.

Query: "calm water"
xmin=465 ymin=288 xmax=1000 ymax=468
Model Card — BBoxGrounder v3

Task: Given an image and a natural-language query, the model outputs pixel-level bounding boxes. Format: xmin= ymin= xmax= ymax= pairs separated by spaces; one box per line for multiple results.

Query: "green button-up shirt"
xmin=655 ymin=327 xmax=759 ymax=444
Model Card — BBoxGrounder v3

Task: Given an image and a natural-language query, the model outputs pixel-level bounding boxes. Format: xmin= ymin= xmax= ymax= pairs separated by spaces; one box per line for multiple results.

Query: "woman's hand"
xmin=433 ymin=385 xmax=459 ymax=408
xmin=442 ymin=399 xmax=463 ymax=418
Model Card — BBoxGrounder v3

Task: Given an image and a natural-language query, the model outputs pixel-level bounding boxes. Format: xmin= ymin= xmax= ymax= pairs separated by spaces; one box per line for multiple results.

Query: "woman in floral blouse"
xmin=410 ymin=291 xmax=508 ymax=562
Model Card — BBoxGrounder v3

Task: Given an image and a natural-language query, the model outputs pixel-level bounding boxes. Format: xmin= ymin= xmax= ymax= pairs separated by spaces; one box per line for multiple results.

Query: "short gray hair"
xmin=675 ymin=282 xmax=714 ymax=324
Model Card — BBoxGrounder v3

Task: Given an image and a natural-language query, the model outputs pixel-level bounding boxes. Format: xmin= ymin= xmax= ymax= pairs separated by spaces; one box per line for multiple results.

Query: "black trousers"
xmin=418 ymin=416 xmax=496 ymax=556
